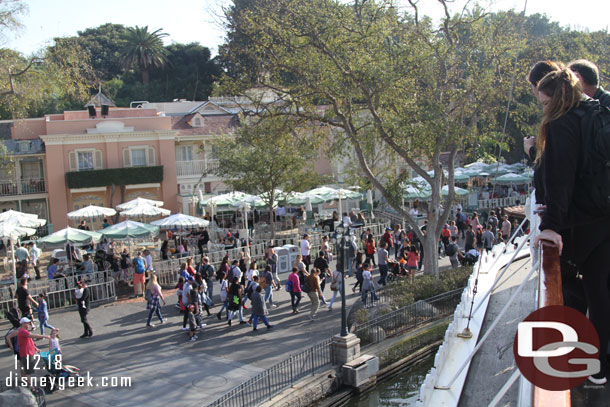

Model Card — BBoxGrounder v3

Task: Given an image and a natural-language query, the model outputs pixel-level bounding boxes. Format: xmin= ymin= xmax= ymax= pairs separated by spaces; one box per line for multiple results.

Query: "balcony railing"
xmin=176 ymin=159 xmax=219 ymax=178
xmin=0 ymin=178 xmax=46 ymax=196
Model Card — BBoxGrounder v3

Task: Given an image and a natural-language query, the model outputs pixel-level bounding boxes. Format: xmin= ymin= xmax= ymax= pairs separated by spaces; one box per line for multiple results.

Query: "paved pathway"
xmin=0 ymin=255 xmax=454 ymax=407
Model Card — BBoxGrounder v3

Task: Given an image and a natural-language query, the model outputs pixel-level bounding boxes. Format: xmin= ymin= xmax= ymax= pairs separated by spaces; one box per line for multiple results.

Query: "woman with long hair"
xmin=145 ymin=273 xmax=166 ymax=327
xmin=533 ymin=65 xmax=610 ymax=385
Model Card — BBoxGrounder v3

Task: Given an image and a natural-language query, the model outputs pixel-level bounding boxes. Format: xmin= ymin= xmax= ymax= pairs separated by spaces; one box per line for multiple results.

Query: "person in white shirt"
xmin=28 ymin=242 xmax=42 ymax=280
xmin=342 ymin=213 xmax=352 ymax=228
xmin=300 ymin=234 xmax=311 ymax=270
xmin=144 ymin=250 xmax=153 ymax=272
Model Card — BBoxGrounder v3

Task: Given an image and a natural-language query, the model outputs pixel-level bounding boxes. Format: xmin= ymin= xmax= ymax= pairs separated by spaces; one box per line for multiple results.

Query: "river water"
xmin=344 ymin=355 xmax=434 ymax=407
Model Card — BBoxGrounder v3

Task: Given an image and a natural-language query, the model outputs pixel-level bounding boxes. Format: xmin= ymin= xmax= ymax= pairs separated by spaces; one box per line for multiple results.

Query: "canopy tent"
xmin=37 ymin=227 xmax=102 ymax=248
xmin=494 ymin=172 xmax=532 ymax=185
xmin=150 ymin=213 xmax=210 ymax=229
xmin=67 ymin=205 xmax=116 ymax=220
xmin=116 ymin=197 xmax=164 ymax=211
xmin=120 ymin=203 xmax=171 ymax=217
xmin=284 ymin=191 xmax=326 ymax=206
xmin=199 ymin=191 xmax=261 ymax=208
xmin=99 ymin=220 xmax=159 ymax=240
xmin=402 ymin=180 xmax=470 ymax=200
xmin=304 ymin=186 xmax=362 ymax=201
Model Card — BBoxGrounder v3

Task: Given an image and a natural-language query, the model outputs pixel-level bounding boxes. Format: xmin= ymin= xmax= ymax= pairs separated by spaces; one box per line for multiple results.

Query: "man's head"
xmin=232 ymin=260 xmax=238 ymax=266
xmin=19 ymin=277 xmax=27 ymax=287
xmin=568 ymin=59 xmax=600 ymax=88
xmin=19 ymin=317 xmax=32 ymax=328
xmin=203 ymin=256 xmax=209 ymax=264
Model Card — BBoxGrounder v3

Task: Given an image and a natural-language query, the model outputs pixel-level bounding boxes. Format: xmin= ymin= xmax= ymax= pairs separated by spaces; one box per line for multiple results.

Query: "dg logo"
xmin=513 ymin=305 xmax=600 ymax=390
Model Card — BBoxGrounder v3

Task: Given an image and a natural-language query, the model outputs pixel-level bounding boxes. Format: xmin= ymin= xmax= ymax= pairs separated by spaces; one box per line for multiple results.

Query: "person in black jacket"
xmin=532 ymin=66 xmax=610 ymax=385
xmin=75 ymin=280 xmax=93 ymax=338
xmin=568 ymin=59 xmax=610 ymax=108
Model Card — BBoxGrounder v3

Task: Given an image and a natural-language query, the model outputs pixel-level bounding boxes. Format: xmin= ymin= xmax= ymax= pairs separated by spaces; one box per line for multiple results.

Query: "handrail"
xmin=532 ymin=242 xmax=570 ymax=407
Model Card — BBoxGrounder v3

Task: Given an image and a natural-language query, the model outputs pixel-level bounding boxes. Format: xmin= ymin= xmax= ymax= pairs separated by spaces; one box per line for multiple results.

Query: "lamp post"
xmin=332 ymin=225 xmax=349 ymax=337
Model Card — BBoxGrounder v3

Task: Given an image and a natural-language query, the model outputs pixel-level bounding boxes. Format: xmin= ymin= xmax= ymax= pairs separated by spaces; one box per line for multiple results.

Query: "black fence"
xmin=206 ymin=337 xmax=334 ymax=407
xmin=354 ymin=288 xmax=462 ymax=347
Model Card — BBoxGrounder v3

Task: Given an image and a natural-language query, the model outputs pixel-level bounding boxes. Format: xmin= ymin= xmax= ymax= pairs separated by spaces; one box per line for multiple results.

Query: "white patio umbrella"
xmin=67 ymin=204 xmax=117 ymax=220
xmin=0 ymin=218 xmax=40 ymax=287
xmin=150 ymin=213 xmax=210 ymax=229
xmin=0 ymin=210 xmax=47 ymax=228
xmin=120 ymin=203 xmax=171 ymax=218
xmin=116 ymin=197 xmax=164 ymax=211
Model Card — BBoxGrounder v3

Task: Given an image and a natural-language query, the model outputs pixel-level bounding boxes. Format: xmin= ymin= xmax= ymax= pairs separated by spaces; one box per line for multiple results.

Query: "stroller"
xmin=4 ymin=307 xmax=21 ymax=349
xmin=38 ymin=349 xmax=80 ymax=394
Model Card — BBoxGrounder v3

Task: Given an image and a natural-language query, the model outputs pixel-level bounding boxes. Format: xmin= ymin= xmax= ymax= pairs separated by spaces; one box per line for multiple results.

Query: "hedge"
xmin=65 ymin=166 xmax=164 ymax=189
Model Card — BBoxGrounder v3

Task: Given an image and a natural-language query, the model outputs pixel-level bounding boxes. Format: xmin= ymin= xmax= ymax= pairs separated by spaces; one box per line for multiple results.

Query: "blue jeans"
xmin=347 ymin=257 xmax=355 ymax=277
xmin=228 ymin=307 xmax=244 ymax=322
xmin=290 ymin=291 xmax=302 ymax=310
xmin=264 ymin=286 xmax=274 ymax=305
xmin=218 ymin=299 xmax=229 ymax=318
xmin=206 ymin=279 xmax=213 ymax=302
xmin=361 ymin=288 xmax=377 ymax=307
xmin=39 ymin=318 xmax=54 ymax=335
xmin=378 ymin=265 xmax=388 ymax=286
xmin=252 ymin=314 xmax=270 ymax=329
xmin=328 ymin=284 xmax=342 ymax=309
xmin=147 ymin=306 xmax=164 ymax=325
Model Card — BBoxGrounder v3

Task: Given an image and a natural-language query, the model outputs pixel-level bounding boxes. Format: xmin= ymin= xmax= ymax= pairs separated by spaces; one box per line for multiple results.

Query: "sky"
xmin=2 ymin=0 xmax=609 ymax=57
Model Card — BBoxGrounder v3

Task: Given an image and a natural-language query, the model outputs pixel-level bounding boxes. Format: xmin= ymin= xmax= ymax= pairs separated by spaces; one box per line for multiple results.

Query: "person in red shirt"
xmin=7 ymin=317 xmax=50 ymax=385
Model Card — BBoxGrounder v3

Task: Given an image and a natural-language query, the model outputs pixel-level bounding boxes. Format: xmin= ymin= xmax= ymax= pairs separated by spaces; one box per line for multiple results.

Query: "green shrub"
xmin=379 ymin=322 xmax=450 ymax=367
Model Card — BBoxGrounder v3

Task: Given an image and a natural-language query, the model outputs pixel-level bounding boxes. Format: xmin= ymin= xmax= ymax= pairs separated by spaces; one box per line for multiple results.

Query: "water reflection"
xmin=344 ymin=355 xmax=435 ymax=407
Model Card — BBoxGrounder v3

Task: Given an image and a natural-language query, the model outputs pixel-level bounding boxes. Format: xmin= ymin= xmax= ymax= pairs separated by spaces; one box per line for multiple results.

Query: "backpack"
xmin=445 ymin=243 xmax=456 ymax=257
xmin=366 ymin=242 xmax=375 ymax=255
xmin=285 ymin=279 xmax=293 ymax=292
xmin=573 ymin=101 xmax=610 ymax=215
xmin=301 ymin=277 xmax=311 ymax=293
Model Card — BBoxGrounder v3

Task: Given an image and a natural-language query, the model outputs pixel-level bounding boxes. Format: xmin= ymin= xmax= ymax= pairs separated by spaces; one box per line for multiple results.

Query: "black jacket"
xmin=77 ymin=287 xmax=90 ymax=313
xmin=593 ymin=87 xmax=610 ymax=108
xmin=539 ymin=100 xmax=610 ymax=232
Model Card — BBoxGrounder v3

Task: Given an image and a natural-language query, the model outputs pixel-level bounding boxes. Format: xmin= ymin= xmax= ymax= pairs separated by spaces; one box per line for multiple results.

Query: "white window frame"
xmin=76 ymin=149 xmax=95 ymax=171
xmin=130 ymin=147 xmax=147 ymax=167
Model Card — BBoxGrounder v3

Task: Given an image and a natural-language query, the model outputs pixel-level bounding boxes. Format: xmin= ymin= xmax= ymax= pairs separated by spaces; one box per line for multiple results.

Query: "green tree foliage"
xmin=120 ymin=25 xmax=170 ymax=85
xmin=218 ymin=0 xmax=523 ymax=276
xmin=213 ymin=111 xmax=326 ymax=237
xmin=0 ymin=38 xmax=95 ymax=119
xmin=69 ymin=23 xmax=128 ymax=81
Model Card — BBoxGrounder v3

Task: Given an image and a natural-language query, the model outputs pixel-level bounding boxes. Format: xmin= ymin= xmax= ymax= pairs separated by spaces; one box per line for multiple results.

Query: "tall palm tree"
xmin=120 ymin=26 xmax=170 ymax=85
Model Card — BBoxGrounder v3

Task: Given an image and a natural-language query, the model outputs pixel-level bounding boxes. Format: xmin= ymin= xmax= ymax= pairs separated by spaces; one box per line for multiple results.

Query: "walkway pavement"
xmin=0 ymin=255 xmax=454 ymax=407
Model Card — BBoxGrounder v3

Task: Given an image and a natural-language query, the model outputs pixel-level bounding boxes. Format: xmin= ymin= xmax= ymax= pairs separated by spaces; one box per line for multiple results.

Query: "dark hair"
xmin=255 ymin=285 xmax=262 ymax=293
xmin=19 ymin=277 xmax=27 ymax=286
xmin=527 ymin=60 xmax=560 ymax=86
xmin=568 ymin=59 xmax=600 ymax=86
xmin=291 ymin=267 xmax=298 ymax=273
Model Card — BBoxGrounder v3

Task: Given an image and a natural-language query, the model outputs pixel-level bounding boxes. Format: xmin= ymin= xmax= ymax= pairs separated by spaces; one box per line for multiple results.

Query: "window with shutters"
xmin=131 ymin=148 xmax=147 ymax=167
xmin=77 ymin=151 xmax=94 ymax=170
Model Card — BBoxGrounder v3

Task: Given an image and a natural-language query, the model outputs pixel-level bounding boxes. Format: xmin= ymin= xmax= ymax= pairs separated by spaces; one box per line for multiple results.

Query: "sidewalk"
xmin=0 ymin=256 xmax=453 ymax=407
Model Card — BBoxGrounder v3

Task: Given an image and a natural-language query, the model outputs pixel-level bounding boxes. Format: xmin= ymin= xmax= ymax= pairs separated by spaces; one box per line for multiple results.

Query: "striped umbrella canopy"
xmin=120 ymin=203 xmax=171 ymax=217
xmin=494 ymin=172 xmax=532 ymax=184
xmin=67 ymin=204 xmax=116 ymax=220
xmin=99 ymin=220 xmax=159 ymax=240
xmin=199 ymin=191 xmax=260 ymax=207
xmin=0 ymin=210 xmax=46 ymax=228
xmin=37 ymin=227 xmax=102 ymax=248
xmin=151 ymin=213 xmax=210 ymax=229
xmin=116 ymin=197 xmax=164 ymax=211
xmin=284 ymin=191 xmax=326 ymax=206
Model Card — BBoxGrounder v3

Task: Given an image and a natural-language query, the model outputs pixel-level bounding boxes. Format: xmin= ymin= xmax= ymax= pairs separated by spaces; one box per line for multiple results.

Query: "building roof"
xmin=2 ymin=138 xmax=45 ymax=155
xmin=86 ymin=90 xmax=116 ymax=107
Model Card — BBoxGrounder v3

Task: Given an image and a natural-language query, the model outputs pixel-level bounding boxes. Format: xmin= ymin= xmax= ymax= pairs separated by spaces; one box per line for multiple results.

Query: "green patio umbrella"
xmin=37 ymin=227 xmax=102 ymax=248
xmin=494 ymin=173 xmax=532 ymax=184
xmin=285 ymin=191 xmax=326 ymax=206
xmin=99 ymin=220 xmax=159 ymax=240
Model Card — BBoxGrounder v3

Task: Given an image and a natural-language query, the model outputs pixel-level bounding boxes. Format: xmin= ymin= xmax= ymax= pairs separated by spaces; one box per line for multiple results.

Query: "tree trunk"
xmin=269 ymin=190 xmax=276 ymax=239
xmin=422 ymin=234 xmax=439 ymax=277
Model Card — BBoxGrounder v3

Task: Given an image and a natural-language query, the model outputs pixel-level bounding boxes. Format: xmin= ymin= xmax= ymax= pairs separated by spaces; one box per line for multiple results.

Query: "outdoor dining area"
xmin=401 ymin=161 xmax=533 ymax=212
